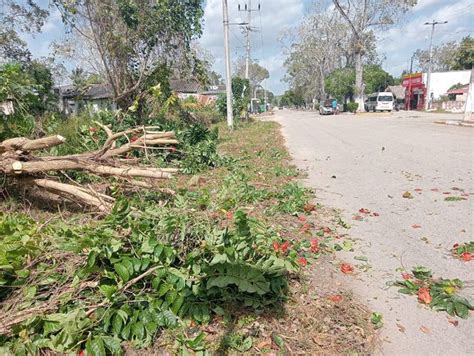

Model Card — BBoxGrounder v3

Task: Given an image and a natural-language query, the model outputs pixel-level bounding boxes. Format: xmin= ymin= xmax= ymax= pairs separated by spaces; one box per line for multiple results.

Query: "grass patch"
xmin=0 ymin=120 xmax=375 ymax=354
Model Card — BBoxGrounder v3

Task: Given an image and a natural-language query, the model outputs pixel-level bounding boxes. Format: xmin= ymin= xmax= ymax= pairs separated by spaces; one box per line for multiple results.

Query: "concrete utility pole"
xmin=408 ymin=53 xmax=416 ymax=111
xmin=463 ymin=64 xmax=473 ymax=122
xmin=424 ymin=20 xmax=448 ymax=110
xmin=222 ymin=0 xmax=233 ymax=129
xmin=238 ymin=1 xmax=260 ymax=80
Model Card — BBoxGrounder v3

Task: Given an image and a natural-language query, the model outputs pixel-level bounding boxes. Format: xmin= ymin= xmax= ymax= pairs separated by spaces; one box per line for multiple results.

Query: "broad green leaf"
xmin=114 ymin=263 xmax=130 ymax=283
xmin=455 ymin=302 xmax=469 ymax=319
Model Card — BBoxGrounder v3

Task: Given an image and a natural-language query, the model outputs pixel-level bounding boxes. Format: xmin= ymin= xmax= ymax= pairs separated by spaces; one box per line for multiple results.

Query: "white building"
xmin=423 ymin=70 xmax=471 ymax=101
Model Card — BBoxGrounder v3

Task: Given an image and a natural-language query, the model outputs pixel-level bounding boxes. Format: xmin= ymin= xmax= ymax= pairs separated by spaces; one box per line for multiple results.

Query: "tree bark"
xmin=354 ymin=50 xmax=365 ymax=112
xmin=0 ymin=126 xmax=179 ymax=212
xmin=0 ymin=135 xmax=66 ymax=153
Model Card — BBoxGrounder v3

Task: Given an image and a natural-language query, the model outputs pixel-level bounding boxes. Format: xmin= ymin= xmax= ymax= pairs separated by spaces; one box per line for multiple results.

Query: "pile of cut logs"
xmin=0 ymin=123 xmax=178 ymax=212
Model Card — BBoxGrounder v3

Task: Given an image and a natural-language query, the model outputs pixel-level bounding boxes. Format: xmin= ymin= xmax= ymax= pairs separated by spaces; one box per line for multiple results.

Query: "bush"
xmin=345 ymin=102 xmax=359 ymax=113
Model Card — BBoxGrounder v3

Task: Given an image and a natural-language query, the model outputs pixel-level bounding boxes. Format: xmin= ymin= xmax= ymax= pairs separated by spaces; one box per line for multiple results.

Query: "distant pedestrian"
xmin=331 ymin=98 xmax=338 ymax=115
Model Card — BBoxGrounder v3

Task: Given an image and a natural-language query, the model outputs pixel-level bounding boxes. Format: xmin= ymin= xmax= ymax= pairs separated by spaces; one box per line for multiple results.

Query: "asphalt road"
xmin=273 ymin=109 xmax=474 ymax=355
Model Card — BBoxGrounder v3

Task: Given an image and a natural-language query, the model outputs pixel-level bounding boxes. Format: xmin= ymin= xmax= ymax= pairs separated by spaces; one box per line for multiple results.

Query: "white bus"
xmin=364 ymin=92 xmax=394 ymax=112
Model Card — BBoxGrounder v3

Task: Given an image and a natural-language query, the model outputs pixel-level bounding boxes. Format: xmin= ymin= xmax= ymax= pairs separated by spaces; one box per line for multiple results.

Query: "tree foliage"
xmin=52 ymin=0 xmax=204 ymax=108
xmin=0 ymin=0 xmax=48 ymax=63
xmin=325 ymin=65 xmax=394 ymax=101
xmin=234 ymin=59 xmax=269 ymax=88
xmin=413 ymin=36 xmax=473 ymax=72
xmin=332 ymin=0 xmax=416 ymax=110
xmin=279 ymin=89 xmax=305 ymax=108
xmin=216 ymin=77 xmax=250 ymax=119
xmin=453 ymin=36 xmax=474 ymax=70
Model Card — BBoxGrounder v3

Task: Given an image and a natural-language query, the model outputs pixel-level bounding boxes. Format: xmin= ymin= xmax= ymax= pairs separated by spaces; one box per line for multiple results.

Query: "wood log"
xmin=0 ymin=135 xmax=66 ymax=153
xmin=31 ymin=179 xmax=111 ymax=212
xmin=5 ymin=159 xmax=173 ymax=179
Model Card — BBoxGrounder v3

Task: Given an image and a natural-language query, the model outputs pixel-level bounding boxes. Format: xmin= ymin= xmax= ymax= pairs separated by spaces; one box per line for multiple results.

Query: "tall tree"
xmin=0 ymin=0 xmax=48 ymax=63
xmin=414 ymin=41 xmax=459 ymax=72
xmin=332 ymin=0 xmax=417 ymax=111
xmin=453 ymin=36 xmax=474 ymax=70
xmin=282 ymin=4 xmax=379 ymax=104
xmin=52 ymin=0 xmax=204 ymax=109
xmin=234 ymin=58 xmax=269 ymax=88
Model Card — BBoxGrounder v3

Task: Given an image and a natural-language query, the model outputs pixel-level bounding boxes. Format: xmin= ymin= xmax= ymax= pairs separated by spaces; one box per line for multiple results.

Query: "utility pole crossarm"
xmin=238 ymin=1 xmax=261 ymax=80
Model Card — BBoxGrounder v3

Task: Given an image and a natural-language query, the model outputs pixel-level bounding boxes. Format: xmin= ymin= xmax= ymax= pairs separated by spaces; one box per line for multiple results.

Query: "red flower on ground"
xmin=297 ymin=257 xmax=307 ymax=267
xmin=340 ymin=263 xmax=354 ymax=274
xmin=359 ymin=208 xmax=370 ymax=214
xmin=453 ymin=243 xmax=459 ymax=249
xmin=303 ymin=203 xmax=316 ymax=212
xmin=310 ymin=239 xmax=319 ymax=253
xmin=226 ymin=211 xmax=233 ymax=220
xmin=402 ymin=272 xmax=412 ymax=280
xmin=352 ymin=215 xmax=363 ymax=221
xmin=272 ymin=241 xmax=280 ymax=252
xmin=281 ymin=241 xmax=290 ymax=253
xmin=298 ymin=215 xmax=307 ymax=222
xmin=328 ymin=294 xmax=343 ymax=303
xmin=461 ymin=252 xmax=474 ymax=262
xmin=411 ymin=224 xmax=422 ymax=229
xmin=430 ymin=188 xmax=439 ymax=192
xmin=414 ymin=188 xmax=423 ymax=192
xmin=300 ymin=223 xmax=312 ymax=233
xmin=89 ymin=127 xmax=97 ymax=133
xmin=372 ymin=212 xmax=380 ymax=217
xmin=323 ymin=226 xmax=331 ymax=234
xmin=417 ymin=288 xmax=432 ymax=304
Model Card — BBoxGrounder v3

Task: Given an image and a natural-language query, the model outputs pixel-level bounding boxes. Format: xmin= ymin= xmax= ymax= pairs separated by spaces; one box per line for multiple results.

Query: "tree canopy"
xmin=52 ymin=0 xmax=204 ymax=108
xmin=325 ymin=65 xmax=394 ymax=101
xmin=234 ymin=59 xmax=269 ymax=88
xmin=0 ymin=0 xmax=48 ymax=63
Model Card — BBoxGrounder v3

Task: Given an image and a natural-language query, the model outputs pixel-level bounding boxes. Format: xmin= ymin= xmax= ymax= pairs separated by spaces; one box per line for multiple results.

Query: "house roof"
xmin=385 ymin=85 xmax=405 ymax=99
xmin=446 ymin=85 xmax=469 ymax=95
xmin=169 ymin=79 xmax=202 ymax=93
xmin=55 ymin=84 xmax=114 ymax=100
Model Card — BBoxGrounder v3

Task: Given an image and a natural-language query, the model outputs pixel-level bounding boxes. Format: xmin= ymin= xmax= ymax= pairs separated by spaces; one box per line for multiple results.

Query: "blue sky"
xmin=20 ymin=0 xmax=474 ymax=95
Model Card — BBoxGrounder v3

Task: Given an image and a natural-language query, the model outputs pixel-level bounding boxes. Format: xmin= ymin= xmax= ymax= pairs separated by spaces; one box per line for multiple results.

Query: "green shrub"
xmin=345 ymin=102 xmax=359 ymax=113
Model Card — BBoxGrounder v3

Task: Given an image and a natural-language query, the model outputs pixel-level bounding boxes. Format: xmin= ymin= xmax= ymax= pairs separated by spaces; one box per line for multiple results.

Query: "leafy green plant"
xmin=345 ymin=102 xmax=359 ymax=113
xmin=395 ymin=266 xmax=474 ymax=319
xmin=452 ymin=242 xmax=474 ymax=261
xmin=274 ymin=182 xmax=311 ymax=215
xmin=370 ymin=312 xmax=383 ymax=329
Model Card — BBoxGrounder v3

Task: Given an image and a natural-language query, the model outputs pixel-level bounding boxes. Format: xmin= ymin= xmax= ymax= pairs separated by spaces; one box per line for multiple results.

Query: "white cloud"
xmin=378 ymin=0 xmax=474 ymax=76
xmin=199 ymin=0 xmax=305 ymax=94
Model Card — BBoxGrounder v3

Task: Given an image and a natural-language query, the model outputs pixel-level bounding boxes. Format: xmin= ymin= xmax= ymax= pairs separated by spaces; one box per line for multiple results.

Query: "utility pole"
xmin=222 ymin=0 xmax=233 ymax=129
xmin=408 ymin=53 xmax=416 ymax=111
xmin=463 ymin=64 xmax=473 ymax=122
xmin=238 ymin=2 xmax=260 ymax=80
xmin=424 ymin=20 xmax=448 ymax=110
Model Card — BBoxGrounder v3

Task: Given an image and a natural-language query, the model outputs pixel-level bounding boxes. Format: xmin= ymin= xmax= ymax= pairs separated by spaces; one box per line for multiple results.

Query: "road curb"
xmin=434 ymin=120 xmax=474 ymax=127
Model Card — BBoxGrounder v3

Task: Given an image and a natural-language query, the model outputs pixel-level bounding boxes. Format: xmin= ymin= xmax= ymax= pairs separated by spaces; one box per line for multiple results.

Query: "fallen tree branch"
xmin=0 ymin=135 xmax=66 ymax=153
xmin=0 ymin=125 xmax=180 ymax=212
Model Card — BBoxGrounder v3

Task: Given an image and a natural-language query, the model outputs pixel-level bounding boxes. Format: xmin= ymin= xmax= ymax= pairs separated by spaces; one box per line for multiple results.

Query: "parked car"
xmin=319 ymin=99 xmax=338 ymax=115
xmin=364 ymin=92 xmax=394 ymax=112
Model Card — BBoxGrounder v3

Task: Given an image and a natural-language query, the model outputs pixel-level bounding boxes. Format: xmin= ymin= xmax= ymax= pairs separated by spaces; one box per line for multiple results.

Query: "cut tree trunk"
xmin=0 ymin=124 xmax=179 ymax=213
xmin=354 ymin=50 xmax=365 ymax=112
